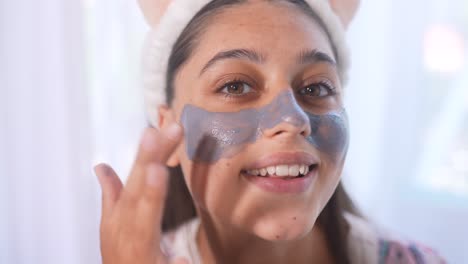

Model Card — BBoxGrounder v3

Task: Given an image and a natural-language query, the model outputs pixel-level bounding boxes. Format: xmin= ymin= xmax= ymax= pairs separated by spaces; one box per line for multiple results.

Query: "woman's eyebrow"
xmin=199 ymin=48 xmax=266 ymax=76
xmin=297 ymin=49 xmax=336 ymax=67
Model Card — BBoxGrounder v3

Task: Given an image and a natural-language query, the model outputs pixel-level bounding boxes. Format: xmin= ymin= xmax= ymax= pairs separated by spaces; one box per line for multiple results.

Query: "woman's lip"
xmin=243 ymin=167 xmax=317 ymax=194
xmin=244 ymin=152 xmax=319 ymax=170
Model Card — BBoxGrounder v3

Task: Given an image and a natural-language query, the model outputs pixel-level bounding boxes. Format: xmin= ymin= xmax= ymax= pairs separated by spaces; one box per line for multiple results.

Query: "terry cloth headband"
xmin=142 ymin=0 xmax=350 ymax=128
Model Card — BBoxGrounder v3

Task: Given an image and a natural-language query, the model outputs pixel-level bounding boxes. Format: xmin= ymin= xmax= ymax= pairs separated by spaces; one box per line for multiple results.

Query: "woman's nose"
xmin=259 ymin=91 xmax=311 ymax=139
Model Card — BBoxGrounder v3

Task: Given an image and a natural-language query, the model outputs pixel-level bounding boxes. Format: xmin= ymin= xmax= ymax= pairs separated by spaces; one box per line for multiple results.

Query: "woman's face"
xmin=164 ymin=1 xmax=348 ymax=241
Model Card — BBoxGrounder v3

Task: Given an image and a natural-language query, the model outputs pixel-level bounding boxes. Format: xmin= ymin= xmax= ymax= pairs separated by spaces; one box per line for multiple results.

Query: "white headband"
xmin=142 ymin=0 xmax=350 ymax=127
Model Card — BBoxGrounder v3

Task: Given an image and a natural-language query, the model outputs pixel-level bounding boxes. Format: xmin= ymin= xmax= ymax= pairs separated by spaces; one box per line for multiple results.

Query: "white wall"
xmin=344 ymin=0 xmax=468 ymax=262
xmin=1 ymin=0 xmax=100 ymax=263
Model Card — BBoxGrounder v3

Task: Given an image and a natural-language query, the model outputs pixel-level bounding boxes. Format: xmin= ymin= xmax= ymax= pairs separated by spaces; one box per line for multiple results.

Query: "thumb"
xmin=94 ymin=163 xmax=123 ymax=215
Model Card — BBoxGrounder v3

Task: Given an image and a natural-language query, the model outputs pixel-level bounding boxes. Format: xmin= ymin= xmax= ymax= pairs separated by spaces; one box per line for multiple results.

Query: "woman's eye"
xmin=298 ymin=82 xmax=335 ymax=98
xmin=220 ymin=81 xmax=253 ymax=95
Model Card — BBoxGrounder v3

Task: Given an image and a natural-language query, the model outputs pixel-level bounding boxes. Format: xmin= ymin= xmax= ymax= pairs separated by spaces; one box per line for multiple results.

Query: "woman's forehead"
xmin=191 ymin=1 xmax=335 ymax=67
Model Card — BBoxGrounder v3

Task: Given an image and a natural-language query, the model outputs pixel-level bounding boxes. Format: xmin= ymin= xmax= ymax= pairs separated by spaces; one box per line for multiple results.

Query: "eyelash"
xmin=216 ymin=78 xmax=336 ymax=99
xmin=297 ymin=80 xmax=337 ymax=98
xmin=216 ymin=78 xmax=255 ymax=99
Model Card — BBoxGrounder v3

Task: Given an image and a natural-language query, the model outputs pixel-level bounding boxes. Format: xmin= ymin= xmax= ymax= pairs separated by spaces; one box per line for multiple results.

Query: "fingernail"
xmin=94 ymin=164 xmax=107 ymax=186
xmin=94 ymin=163 xmax=107 ymax=176
xmin=146 ymin=164 xmax=167 ymax=187
xmin=165 ymin=123 xmax=183 ymax=141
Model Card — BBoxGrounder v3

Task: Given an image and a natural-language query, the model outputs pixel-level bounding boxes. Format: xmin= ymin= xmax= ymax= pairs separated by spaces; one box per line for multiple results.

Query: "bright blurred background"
xmin=1 ymin=0 xmax=467 ymax=263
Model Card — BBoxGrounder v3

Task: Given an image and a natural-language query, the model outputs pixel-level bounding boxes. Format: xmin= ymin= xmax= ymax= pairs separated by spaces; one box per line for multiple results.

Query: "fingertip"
xmin=164 ymin=122 xmax=183 ymax=141
xmin=94 ymin=163 xmax=111 ymax=184
xmin=93 ymin=163 xmax=106 ymax=175
xmin=141 ymin=127 xmax=159 ymax=151
xmin=94 ymin=163 xmax=122 ymax=212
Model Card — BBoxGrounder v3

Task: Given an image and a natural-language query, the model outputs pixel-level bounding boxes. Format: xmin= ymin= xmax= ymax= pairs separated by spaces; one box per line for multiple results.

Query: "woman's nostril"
xmin=263 ymin=122 xmax=311 ymax=139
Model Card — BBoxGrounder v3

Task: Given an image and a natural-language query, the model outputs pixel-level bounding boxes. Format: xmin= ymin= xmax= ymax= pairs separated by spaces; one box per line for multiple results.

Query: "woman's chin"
xmin=250 ymin=215 xmax=317 ymax=242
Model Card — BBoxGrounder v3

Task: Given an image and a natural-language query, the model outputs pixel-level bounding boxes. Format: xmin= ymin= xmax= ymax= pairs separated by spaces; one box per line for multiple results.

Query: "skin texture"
xmin=158 ymin=2 xmax=348 ymax=263
xmin=97 ymin=1 xmax=351 ymax=264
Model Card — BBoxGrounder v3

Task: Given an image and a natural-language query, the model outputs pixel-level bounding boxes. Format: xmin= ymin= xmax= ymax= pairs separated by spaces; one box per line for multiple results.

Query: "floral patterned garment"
xmin=345 ymin=213 xmax=445 ymax=264
xmin=161 ymin=214 xmax=446 ymax=264
xmin=377 ymin=239 xmax=445 ymax=264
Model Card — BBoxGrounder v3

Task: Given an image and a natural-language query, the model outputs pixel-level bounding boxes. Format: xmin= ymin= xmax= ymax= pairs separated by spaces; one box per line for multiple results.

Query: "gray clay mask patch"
xmin=181 ymin=91 xmax=349 ymax=163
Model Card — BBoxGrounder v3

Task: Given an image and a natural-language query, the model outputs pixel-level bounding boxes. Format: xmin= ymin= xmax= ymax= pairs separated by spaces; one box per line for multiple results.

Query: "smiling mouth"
xmin=241 ymin=157 xmax=318 ymax=193
xmin=241 ymin=151 xmax=319 ymax=180
xmin=242 ymin=164 xmax=318 ymax=179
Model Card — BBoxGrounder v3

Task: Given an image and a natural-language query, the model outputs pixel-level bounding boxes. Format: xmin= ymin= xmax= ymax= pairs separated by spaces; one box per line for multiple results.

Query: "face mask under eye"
xmin=297 ymin=81 xmax=336 ymax=98
xmin=219 ymin=80 xmax=254 ymax=96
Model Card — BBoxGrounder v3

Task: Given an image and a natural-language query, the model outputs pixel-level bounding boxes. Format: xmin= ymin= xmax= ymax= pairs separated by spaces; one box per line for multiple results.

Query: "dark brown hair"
xmin=161 ymin=1 xmax=360 ymax=263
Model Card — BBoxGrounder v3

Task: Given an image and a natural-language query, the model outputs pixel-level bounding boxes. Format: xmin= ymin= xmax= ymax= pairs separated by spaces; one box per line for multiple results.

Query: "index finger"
xmin=125 ymin=123 xmax=183 ymax=198
xmin=137 ymin=123 xmax=183 ymax=164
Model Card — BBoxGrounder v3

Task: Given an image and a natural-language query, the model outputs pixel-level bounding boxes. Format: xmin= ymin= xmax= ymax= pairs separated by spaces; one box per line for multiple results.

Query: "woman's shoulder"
xmin=345 ymin=212 xmax=446 ymax=264
xmin=161 ymin=218 xmax=202 ymax=263
xmin=161 ymin=214 xmax=445 ymax=264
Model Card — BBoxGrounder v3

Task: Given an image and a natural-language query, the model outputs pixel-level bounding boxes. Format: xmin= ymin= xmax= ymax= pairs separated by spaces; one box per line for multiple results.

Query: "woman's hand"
xmin=95 ymin=124 xmax=187 ymax=264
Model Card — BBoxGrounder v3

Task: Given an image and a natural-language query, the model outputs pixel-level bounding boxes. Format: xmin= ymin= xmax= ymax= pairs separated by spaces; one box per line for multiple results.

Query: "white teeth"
xmin=299 ymin=165 xmax=305 ymax=175
xmin=289 ymin=165 xmax=299 ymax=177
xmin=275 ymin=165 xmax=289 ymax=177
xmin=267 ymin=166 xmax=276 ymax=175
xmin=248 ymin=164 xmax=312 ymax=177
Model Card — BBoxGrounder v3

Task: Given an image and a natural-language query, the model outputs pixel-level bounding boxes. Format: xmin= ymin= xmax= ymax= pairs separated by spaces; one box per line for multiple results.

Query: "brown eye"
xmin=298 ymin=82 xmax=335 ymax=98
xmin=221 ymin=81 xmax=253 ymax=95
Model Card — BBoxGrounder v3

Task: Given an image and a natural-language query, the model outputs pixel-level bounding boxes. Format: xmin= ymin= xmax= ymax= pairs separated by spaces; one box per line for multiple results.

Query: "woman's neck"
xmin=196 ymin=213 xmax=335 ymax=264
